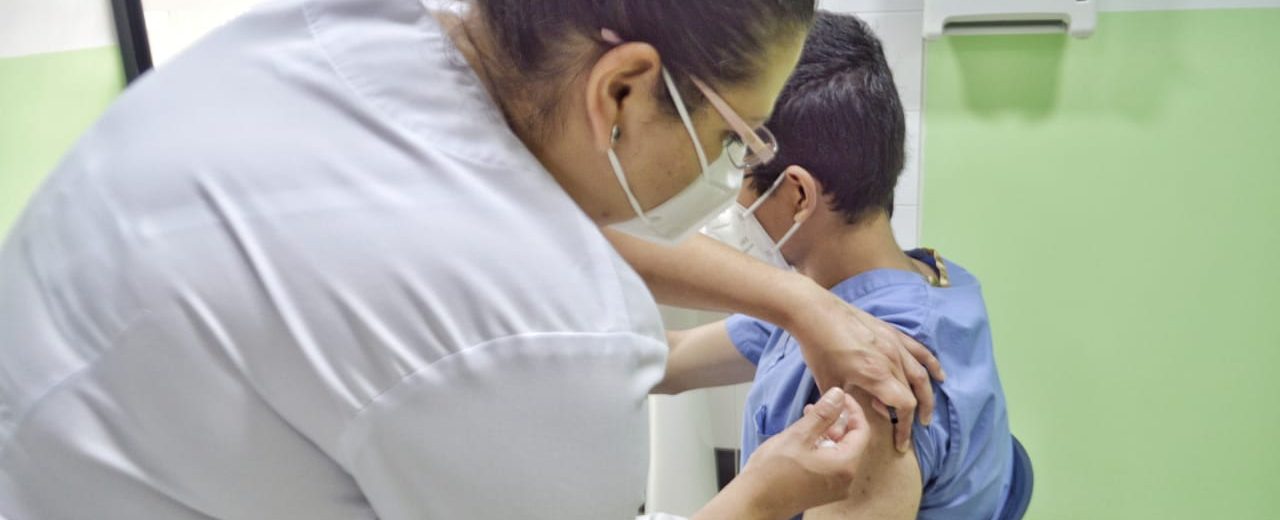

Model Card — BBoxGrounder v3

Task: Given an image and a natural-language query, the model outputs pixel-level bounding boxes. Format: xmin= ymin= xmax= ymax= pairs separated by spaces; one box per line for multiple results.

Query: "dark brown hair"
xmin=470 ymin=0 xmax=815 ymax=120
xmin=749 ymin=12 xmax=906 ymax=223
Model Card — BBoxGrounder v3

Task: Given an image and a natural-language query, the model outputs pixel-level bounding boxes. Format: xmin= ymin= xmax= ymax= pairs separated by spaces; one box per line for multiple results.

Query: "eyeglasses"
xmin=689 ymin=76 xmax=778 ymax=170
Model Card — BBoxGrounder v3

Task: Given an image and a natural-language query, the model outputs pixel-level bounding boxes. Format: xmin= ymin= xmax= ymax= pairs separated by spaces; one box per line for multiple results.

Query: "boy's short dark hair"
xmin=749 ymin=11 xmax=906 ymax=223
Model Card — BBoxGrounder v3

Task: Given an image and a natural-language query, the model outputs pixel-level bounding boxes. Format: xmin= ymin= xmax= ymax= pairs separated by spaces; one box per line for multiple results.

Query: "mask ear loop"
xmin=744 ymin=172 xmax=804 ymax=252
xmin=743 ymin=172 xmax=788 ymax=216
xmin=660 ymin=68 xmax=710 ymax=171
xmin=774 ymin=219 xmax=803 ymax=252
xmin=607 ymin=126 xmax=653 ymax=225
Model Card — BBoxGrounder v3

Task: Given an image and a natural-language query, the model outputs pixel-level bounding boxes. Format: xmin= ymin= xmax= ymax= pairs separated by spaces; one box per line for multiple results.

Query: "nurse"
xmin=0 ymin=0 xmax=940 ymax=519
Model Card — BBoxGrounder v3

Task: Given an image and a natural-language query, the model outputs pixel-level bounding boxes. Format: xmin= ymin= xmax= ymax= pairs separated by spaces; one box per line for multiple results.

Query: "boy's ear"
xmin=784 ymin=165 xmax=821 ymax=223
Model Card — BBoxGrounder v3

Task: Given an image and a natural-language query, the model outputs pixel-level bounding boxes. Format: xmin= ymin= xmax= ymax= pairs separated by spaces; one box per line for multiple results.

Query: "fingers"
xmin=900 ymin=331 xmax=945 ymax=381
xmin=862 ymin=324 xmax=923 ymax=453
xmin=804 ymin=395 xmax=871 ymax=463
xmin=898 ymin=346 xmax=935 ymax=427
xmin=840 ymin=393 xmax=867 ymax=433
xmin=866 ymin=377 xmax=916 ymax=454
xmin=869 ymin=397 xmax=889 ymax=421
xmin=893 ymin=401 xmax=914 ymax=454
xmin=803 ymin=404 xmax=847 ymax=443
xmin=795 ymin=387 xmax=848 ymax=444
xmin=866 ymin=375 xmax=915 ymax=422
xmin=836 ymin=394 xmax=870 ymax=450
xmin=828 ymin=411 xmax=849 ymax=442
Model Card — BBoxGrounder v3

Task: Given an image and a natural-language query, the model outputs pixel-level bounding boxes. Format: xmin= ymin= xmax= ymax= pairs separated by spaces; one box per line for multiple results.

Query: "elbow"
xmin=652 ymin=330 xmax=687 ymax=395
xmin=650 ymin=380 xmax=687 ymax=396
xmin=650 ymin=383 xmax=677 ymax=396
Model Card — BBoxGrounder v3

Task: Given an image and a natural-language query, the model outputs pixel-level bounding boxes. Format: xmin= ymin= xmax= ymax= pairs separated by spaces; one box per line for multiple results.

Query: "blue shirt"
xmin=728 ymin=250 xmax=1013 ymax=519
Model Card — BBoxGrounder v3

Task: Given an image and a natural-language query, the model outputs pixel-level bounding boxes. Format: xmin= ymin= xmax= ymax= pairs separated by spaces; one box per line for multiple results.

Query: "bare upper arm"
xmin=804 ymin=390 xmax=922 ymax=520
xmin=652 ymin=320 xmax=756 ymax=395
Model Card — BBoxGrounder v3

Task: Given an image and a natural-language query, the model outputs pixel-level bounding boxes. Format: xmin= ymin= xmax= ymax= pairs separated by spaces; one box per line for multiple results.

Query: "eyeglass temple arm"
xmin=690 ymin=76 xmax=775 ymax=164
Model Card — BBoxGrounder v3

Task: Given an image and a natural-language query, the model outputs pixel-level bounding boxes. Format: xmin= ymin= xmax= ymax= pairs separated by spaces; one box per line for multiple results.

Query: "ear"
xmin=783 ymin=165 xmax=822 ymax=223
xmin=583 ymin=42 xmax=663 ymax=152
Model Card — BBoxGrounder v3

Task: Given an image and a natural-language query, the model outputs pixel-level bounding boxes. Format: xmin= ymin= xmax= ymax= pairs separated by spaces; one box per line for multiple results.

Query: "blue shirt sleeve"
xmin=725 ymin=314 xmax=776 ymax=366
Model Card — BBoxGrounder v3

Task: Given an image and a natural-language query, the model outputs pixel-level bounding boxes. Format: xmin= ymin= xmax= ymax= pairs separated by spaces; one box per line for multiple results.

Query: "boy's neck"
xmin=796 ymin=211 xmax=929 ymax=290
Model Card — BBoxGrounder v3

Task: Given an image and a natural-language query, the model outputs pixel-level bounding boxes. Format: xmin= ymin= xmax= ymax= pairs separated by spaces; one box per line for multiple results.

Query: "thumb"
xmin=795 ymin=387 xmax=847 ymax=444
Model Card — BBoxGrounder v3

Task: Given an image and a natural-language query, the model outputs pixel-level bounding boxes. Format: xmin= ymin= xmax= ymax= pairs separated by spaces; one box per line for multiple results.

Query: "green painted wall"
xmin=0 ymin=46 xmax=124 ymax=236
xmin=923 ymin=9 xmax=1280 ymax=519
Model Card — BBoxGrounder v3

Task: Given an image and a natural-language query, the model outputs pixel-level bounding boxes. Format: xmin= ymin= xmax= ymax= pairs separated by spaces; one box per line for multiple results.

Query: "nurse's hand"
xmin=782 ymin=281 xmax=945 ymax=454
xmin=693 ymin=388 xmax=870 ymax=520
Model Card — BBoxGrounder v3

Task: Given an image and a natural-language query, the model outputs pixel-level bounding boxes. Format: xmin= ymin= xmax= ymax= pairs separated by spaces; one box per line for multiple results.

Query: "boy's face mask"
xmin=702 ymin=173 xmax=803 ymax=269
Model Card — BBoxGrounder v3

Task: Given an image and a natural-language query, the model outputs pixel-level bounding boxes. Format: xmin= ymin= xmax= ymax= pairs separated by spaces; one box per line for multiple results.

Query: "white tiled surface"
xmin=891 ymin=205 xmax=920 ymax=249
xmin=895 ymin=110 xmax=922 ymax=206
xmin=0 ymin=0 xmax=115 ymax=58
xmin=855 ymin=11 xmax=924 ymax=112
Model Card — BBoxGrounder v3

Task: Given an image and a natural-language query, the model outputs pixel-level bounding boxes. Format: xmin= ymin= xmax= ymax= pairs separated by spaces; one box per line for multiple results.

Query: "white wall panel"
xmin=142 ymin=0 xmax=264 ymax=66
xmin=646 ymin=307 xmax=734 ymax=517
xmin=896 ymin=110 xmax=922 ymax=206
xmin=0 ymin=0 xmax=115 ymax=58
xmin=820 ymin=0 xmax=924 ymax=13
xmin=823 ymin=0 xmax=1280 ymax=14
xmin=854 ymin=11 xmax=924 ymax=112
xmin=1100 ymin=0 xmax=1280 ymax=11
xmin=891 ymin=205 xmax=920 ymax=249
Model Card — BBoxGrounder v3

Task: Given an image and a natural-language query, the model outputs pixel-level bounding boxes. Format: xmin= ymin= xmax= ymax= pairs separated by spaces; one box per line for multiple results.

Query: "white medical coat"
xmin=0 ymin=0 xmax=668 ymax=517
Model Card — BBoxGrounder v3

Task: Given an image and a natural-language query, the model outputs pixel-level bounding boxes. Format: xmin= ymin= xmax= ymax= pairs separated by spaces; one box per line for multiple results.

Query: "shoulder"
xmin=725 ymin=314 xmax=782 ymax=365
xmin=725 ymin=314 xmax=779 ymax=338
xmin=935 ymin=255 xmax=983 ymax=292
xmin=848 ymin=281 xmax=935 ymax=340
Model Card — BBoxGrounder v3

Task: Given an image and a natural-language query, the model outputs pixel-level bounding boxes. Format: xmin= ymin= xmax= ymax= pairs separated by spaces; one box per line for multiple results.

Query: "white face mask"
xmin=607 ymin=68 xmax=744 ymax=245
xmin=702 ymin=173 xmax=803 ymax=269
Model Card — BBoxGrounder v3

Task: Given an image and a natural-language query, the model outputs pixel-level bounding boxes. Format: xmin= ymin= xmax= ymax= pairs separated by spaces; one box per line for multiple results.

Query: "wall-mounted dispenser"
xmin=923 ymin=0 xmax=1097 ymax=40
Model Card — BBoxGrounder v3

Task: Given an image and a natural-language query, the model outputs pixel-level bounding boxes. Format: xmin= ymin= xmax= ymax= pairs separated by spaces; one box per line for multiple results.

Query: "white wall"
xmin=646 ymin=308 xmax=743 ymax=516
xmin=0 ymin=0 xmax=115 ymax=59
xmin=1102 ymin=0 xmax=1280 ymax=11
xmin=0 ymin=0 xmax=267 ymax=63
xmin=141 ymin=0 xmax=265 ymax=66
